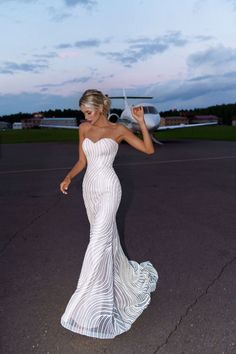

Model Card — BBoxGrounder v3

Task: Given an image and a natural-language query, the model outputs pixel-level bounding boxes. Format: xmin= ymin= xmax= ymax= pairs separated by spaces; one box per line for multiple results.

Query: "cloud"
xmin=99 ymin=50 xmax=141 ymax=67
xmin=56 ymin=39 xmax=105 ymax=49
xmin=193 ymin=0 xmax=205 ymax=13
xmin=0 ymin=0 xmax=34 ymax=3
xmin=37 ymin=76 xmax=91 ymax=88
xmin=188 ymin=74 xmax=214 ymax=82
xmin=194 ymin=35 xmax=215 ymax=42
xmin=97 ymin=73 xmax=114 ymax=83
xmin=63 ymin=0 xmax=96 ymax=7
xmin=141 ymin=45 xmax=236 ymax=109
xmin=36 ymin=70 xmax=114 ymax=90
xmin=1 ymin=70 xmax=236 ymax=115
xmin=0 ymin=1 xmax=97 ymax=22
xmin=0 ymin=0 xmax=96 ymax=5
xmin=99 ymin=32 xmax=189 ymax=67
xmin=127 ymin=31 xmax=188 ymax=47
xmin=56 ymin=43 xmax=72 ymax=49
xmin=188 ymin=45 xmax=236 ymax=68
xmin=46 ymin=6 xmax=73 ymax=22
xmin=0 ymin=92 xmax=80 ymax=115
xmin=33 ymin=52 xmax=58 ymax=60
xmin=144 ymin=70 xmax=236 ymax=110
xmin=223 ymin=70 xmax=236 ymax=78
xmin=227 ymin=0 xmax=236 ymax=9
xmin=0 ymin=61 xmax=48 ymax=75
xmin=74 ymin=39 xmax=102 ymax=48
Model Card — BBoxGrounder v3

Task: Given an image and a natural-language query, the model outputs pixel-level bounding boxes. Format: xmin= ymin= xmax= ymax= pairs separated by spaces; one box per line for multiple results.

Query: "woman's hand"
xmin=131 ymin=106 xmax=145 ymax=124
xmin=60 ymin=176 xmax=71 ymax=195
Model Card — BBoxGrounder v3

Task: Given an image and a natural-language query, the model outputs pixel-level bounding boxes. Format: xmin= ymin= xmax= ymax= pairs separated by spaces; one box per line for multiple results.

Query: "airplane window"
xmin=143 ymin=106 xmax=158 ymax=114
xmin=148 ymin=106 xmax=158 ymax=114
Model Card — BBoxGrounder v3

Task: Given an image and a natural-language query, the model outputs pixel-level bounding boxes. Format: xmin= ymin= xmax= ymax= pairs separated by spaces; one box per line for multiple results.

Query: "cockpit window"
xmin=143 ymin=106 xmax=158 ymax=114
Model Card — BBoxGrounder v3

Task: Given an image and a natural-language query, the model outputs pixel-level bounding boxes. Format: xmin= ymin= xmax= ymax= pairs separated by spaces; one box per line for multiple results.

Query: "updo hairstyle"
xmin=79 ymin=89 xmax=111 ymax=117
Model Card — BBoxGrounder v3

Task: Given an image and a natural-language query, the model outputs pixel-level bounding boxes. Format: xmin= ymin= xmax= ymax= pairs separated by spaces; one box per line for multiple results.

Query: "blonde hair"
xmin=79 ymin=89 xmax=111 ymax=117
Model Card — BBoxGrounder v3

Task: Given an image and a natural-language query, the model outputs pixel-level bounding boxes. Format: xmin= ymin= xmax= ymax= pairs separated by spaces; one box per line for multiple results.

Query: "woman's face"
xmin=80 ymin=104 xmax=101 ymax=125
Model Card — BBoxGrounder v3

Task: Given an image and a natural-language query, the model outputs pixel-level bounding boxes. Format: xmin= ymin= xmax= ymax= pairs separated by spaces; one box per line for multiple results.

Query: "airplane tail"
xmin=123 ymin=88 xmax=129 ymax=109
xmin=108 ymin=89 xmax=153 ymax=111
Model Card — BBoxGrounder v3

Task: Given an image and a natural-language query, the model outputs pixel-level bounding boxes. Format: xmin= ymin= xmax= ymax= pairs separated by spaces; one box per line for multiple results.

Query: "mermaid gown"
xmin=61 ymin=137 xmax=158 ymax=339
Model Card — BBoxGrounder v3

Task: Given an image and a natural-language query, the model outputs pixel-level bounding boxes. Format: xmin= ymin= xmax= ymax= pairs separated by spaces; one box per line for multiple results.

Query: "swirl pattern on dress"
xmin=61 ymin=137 xmax=158 ymax=338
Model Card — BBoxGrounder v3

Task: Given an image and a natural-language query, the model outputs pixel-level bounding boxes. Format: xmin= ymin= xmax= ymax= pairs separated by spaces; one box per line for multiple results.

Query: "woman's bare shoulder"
xmin=79 ymin=121 xmax=90 ymax=132
xmin=112 ymin=122 xmax=128 ymax=132
xmin=115 ymin=123 xmax=131 ymax=135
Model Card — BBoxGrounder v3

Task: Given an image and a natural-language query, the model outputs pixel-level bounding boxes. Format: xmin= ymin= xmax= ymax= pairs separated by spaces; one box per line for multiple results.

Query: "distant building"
xmin=21 ymin=113 xmax=43 ymax=129
xmin=232 ymin=117 xmax=236 ymax=126
xmin=161 ymin=114 xmax=219 ymax=126
xmin=0 ymin=121 xmax=11 ymax=130
xmin=163 ymin=116 xmax=189 ymax=126
xmin=40 ymin=117 xmax=77 ymax=128
xmin=12 ymin=122 xmax=23 ymax=129
xmin=189 ymin=115 xmax=218 ymax=124
xmin=159 ymin=117 xmax=166 ymax=126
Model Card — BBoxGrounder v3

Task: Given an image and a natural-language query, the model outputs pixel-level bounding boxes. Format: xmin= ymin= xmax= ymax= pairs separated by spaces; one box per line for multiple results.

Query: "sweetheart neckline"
xmin=83 ymin=137 xmax=119 ymax=146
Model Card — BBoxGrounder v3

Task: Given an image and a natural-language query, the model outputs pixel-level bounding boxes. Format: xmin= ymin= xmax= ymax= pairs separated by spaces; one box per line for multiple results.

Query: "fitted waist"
xmin=83 ymin=166 xmax=120 ymax=189
xmin=86 ymin=164 xmax=116 ymax=173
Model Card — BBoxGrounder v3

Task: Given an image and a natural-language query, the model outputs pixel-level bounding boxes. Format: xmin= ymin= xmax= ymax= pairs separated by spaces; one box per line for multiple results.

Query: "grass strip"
xmin=0 ymin=125 xmax=235 ymax=144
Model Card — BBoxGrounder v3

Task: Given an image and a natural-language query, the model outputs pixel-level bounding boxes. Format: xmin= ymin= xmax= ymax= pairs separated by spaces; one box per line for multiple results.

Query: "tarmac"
xmin=0 ymin=139 xmax=236 ymax=354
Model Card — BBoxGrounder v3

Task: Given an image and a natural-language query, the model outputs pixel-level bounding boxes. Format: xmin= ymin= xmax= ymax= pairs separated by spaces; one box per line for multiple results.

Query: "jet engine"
xmin=108 ymin=113 xmax=120 ymax=123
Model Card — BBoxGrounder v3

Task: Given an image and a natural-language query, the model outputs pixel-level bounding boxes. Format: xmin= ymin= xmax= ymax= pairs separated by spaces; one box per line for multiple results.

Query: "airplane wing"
xmin=40 ymin=121 xmax=218 ymax=130
xmin=40 ymin=124 xmax=78 ymax=129
xmin=39 ymin=119 xmax=218 ymax=133
xmin=157 ymin=121 xmax=218 ymax=131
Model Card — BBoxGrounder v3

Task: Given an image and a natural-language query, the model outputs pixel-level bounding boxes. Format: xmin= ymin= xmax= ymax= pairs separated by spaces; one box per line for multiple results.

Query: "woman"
xmin=60 ymin=89 xmax=158 ymax=339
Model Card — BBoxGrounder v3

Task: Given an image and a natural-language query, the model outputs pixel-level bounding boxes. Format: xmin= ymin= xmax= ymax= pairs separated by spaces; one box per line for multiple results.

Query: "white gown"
xmin=61 ymin=137 xmax=158 ymax=339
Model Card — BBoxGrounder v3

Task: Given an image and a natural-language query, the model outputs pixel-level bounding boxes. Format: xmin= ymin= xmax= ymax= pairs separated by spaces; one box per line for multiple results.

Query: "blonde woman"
xmin=60 ymin=89 xmax=158 ymax=339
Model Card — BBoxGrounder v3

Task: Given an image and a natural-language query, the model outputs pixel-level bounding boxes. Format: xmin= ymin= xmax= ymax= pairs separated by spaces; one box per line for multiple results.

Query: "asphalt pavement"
xmin=0 ymin=139 xmax=236 ymax=354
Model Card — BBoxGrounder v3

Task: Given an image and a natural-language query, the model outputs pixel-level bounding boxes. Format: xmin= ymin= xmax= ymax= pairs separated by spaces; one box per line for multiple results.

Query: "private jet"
xmin=40 ymin=89 xmax=218 ymax=144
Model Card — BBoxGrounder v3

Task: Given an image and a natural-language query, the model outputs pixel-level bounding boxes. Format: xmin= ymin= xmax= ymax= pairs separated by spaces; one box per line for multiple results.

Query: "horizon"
xmin=1 ymin=100 xmax=236 ymax=119
xmin=0 ymin=0 xmax=236 ymax=115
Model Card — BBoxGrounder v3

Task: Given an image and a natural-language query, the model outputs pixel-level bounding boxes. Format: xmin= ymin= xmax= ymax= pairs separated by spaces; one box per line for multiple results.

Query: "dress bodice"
xmin=82 ymin=138 xmax=119 ymax=170
xmin=82 ymin=137 xmax=121 ymax=197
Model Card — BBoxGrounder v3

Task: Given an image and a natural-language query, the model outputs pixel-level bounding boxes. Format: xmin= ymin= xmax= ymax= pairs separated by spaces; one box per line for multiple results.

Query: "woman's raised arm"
xmin=120 ymin=106 xmax=155 ymax=155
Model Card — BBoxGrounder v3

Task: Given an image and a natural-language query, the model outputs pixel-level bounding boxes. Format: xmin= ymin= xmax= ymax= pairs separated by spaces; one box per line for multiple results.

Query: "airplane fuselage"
xmin=119 ymin=103 xmax=161 ymax=132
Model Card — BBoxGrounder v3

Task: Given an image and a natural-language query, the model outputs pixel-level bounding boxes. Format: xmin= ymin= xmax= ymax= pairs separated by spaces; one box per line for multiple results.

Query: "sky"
xmin=0 ymin=0 xmax=236 ymax=115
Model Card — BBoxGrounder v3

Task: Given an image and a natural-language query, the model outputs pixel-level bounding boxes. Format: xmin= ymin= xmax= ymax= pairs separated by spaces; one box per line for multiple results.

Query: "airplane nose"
xmin=144 ymin=114 xmax=159 ymax=130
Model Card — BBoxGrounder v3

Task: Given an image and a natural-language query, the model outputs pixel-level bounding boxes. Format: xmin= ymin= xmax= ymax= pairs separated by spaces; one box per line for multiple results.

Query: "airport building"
xmin=231 ymin=117 xmax=236 ymax=126
xmin=40 ymin=117 xmax=77 ymax=128
xmin=162 ymin=114 xmax=219 ymax=126
xmin=21 ymin=113 xmax=43 ymax=128
xmin=0 ymin=121 xmax=11 ymax=130
xmin=163 ymin=116 xmax=189 ymax=126
xmin=21 ymin=114 xmax=78 ymax=129
xmin=189 ymin=115 xmax=219 ymax=124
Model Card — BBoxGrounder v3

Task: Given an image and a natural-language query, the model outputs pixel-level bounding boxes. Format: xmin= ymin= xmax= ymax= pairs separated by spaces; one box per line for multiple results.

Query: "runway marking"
xmin=118 ymin=155 xmax=236 ymax=167
xmin=0 ymin=166 xmax=71 ymax=175
xmin=1 ymin=155 xmax=236 ymax=175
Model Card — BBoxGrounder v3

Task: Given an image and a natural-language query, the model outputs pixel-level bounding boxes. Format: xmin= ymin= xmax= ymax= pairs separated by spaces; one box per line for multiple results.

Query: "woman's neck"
xmin=94 ymin=115 xmax=110 ymax=128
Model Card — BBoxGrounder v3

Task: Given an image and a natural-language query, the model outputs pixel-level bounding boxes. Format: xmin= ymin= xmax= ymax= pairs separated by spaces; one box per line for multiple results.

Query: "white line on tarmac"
xmin=0 ymin=166 xmax=70 ymax=175
xmin=118 ymin=155 xmax=236 ymax=167
xmin=1 ymin=155 xmax=236 ymax=175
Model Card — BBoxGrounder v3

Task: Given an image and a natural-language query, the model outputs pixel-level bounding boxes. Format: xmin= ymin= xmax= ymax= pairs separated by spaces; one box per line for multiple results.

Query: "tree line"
xmin=0 ymin=103 xmax=235 ymax=125
xmin=160 ymin=102 xmax=236 ymax=125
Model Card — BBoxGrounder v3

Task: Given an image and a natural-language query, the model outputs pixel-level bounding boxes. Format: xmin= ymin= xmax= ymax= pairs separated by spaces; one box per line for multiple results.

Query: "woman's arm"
xmin=60 ymin=123 xmax=87 ymax=194
xmin=119 ymin=106 xmax=155 ymax=155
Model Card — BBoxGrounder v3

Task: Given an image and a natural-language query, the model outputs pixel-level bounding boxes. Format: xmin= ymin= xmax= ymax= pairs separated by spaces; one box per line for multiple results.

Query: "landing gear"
xmin=151 ymin=134 xmax=163 ymax=145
